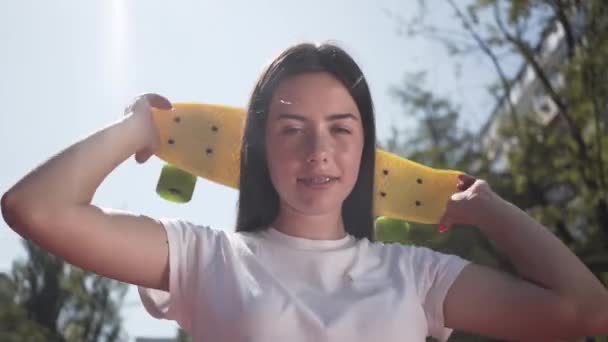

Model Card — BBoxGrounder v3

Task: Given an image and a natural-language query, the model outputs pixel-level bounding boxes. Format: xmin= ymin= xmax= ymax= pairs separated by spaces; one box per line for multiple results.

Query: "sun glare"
xmin=105 ymin=0 xmax=127 ymax=96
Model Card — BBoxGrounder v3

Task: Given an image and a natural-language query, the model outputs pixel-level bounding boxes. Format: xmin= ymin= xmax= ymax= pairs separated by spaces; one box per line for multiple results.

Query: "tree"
xmin=175 ymin=327 xmax=192 ymax=342
xmin=382 ymin=0 xmax=608 ymax=340
xmin=0 ymin=240 xmax=128 ymax=342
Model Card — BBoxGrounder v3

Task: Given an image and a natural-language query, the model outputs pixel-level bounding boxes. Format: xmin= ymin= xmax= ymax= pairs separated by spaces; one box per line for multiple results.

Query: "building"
xmin=478 ymin=18 xmax=572 ymax=175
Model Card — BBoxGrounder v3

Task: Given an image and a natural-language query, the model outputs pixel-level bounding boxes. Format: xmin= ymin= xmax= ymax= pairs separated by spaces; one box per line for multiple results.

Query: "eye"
xmin=333 ymin=126 xmax=352 ymax=134
xmin=281 ymin=127 xmax=303 ymax=135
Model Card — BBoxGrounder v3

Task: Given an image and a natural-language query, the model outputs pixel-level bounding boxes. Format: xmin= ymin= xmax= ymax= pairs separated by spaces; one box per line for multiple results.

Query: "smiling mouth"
xmin=297 ymin=176 xmax=340 ymax=185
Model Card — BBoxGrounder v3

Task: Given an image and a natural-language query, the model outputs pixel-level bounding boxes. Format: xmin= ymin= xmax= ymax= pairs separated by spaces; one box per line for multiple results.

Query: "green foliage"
xmin=175 ymin=327 xmax=192 ymax=342
xmin=0 ymin=240 xmax=128 ymax=341
xmin=496 ymin=0 xmax=608 ymax=266
xmin=386 ymin=0 xmax=608 ymax=340
xmin=388 ymin=72 xmax=478 ymax=171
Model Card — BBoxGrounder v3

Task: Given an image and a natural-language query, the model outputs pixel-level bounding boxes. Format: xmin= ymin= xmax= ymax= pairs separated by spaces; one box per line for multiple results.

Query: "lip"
xmin=296 ymin=175 xmax=339 ymax=180
xmin=297 ymin=176 xmax=340 ymax=190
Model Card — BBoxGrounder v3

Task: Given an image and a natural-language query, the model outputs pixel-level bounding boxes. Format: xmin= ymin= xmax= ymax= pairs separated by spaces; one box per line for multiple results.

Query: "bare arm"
xmin=441 ymin=178 xmax=608 ymax=340
xmin=1 ymin=94 xmax=173 ymax=291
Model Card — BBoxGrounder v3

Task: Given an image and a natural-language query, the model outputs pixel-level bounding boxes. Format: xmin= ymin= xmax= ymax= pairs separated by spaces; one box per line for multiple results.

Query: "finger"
xmin=458 ymin=173 xmax=475 ymax=182
xmin=450 ymin=191 xmax=469 ymax=202
xmin=143 ymin=93 xmax=173 ymax=110
xmin=129 ymin=94 xmax=152 ymax=114
xmin=457 ymin=174 xmax=476 ymax=190
xmin=456 ymin=180 xmax=471 ymax=191
xmin=437 ymin=208 xmax=453 ymax=233
xmin=437 ymin=221 xmax=451 ymax=233
xmin=135 ymin=149 xmax=153 ymax=164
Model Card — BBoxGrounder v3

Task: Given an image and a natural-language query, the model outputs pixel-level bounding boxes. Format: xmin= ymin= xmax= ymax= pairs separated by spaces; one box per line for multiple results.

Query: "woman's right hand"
xmin=123 ymin=93 xmax=173 ymax=164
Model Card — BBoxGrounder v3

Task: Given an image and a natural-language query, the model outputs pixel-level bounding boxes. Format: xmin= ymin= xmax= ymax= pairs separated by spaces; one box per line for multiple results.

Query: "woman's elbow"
xmin=1 ymin=190 xmax=39 ymax=239
xmin=1 ymin=191 xmax=19 ymax=228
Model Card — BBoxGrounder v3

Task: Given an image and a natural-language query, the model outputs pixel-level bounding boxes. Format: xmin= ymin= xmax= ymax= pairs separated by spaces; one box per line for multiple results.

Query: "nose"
xmin=306 ymin=132 xmax=330 ymax=164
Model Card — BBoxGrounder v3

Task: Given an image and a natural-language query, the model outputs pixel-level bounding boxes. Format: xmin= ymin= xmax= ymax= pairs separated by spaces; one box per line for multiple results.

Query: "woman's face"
xmin=265 ymin=72 xmax=365 ymax=216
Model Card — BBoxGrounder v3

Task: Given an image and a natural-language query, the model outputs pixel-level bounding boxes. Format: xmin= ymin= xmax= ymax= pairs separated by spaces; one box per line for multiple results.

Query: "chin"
xmin=290 ymin=197 xmax=344 ymax=215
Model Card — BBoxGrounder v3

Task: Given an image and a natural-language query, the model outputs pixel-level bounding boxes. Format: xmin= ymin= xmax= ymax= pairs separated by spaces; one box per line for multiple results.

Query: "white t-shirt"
xmin=138 ymin=218 xmax=470 ymax=342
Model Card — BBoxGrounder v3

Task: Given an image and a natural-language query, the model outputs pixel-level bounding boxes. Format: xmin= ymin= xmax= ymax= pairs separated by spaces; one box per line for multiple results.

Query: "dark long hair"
xmin=235 ymin=42 xmax=376 ymax=240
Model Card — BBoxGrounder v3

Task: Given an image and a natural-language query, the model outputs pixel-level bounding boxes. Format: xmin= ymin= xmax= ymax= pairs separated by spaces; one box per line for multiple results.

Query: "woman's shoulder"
xmin=366 ymin=238 xmax=418 ymax=258
xmin=159 ymin=218 xmax=269 ymax=247
xmin=366 ymin=239 xmax=468 ymax=272
xmin=157 ymin=217 xmax=237 ymax=248
xmin=159 ymin=217 xmax=240 ymax=234
xmin=367 ymin=238 xmax=454 ymax=257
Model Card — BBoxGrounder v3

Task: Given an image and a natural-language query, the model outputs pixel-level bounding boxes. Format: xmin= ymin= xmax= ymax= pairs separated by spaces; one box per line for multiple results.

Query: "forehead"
xmin=269 ymin=72 xmax=360 ymax=118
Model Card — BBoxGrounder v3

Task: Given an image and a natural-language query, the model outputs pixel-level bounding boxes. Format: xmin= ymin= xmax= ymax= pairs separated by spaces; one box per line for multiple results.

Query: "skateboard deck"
xmin=151 ymin=103 xmax=463 ymax=224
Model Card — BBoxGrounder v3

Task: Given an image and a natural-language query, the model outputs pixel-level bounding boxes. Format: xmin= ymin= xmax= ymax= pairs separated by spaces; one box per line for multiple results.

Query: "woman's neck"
xmin=271 ymin=204 xmax=346 ymax=240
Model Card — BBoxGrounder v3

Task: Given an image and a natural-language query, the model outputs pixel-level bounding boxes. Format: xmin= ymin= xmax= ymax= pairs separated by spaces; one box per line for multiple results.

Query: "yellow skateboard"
xmin=151 ymin=103 xmax=463 ymax=224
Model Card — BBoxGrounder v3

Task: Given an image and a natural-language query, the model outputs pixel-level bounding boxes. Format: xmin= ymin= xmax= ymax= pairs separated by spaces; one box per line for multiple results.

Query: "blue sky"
xmin=0 ymin=1 xmax=497 ymax=340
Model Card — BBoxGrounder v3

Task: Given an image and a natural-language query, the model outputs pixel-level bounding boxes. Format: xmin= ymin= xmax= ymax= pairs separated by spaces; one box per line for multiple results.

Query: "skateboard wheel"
xmin=374 ymin=216 xmax=411 ymax=244
xmin=156 ymin=164 xmax=197 ymax=203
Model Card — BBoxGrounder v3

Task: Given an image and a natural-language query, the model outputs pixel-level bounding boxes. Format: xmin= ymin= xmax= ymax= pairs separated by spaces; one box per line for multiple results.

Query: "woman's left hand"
xmin=437 ymin=174 xmax=499 ymax=233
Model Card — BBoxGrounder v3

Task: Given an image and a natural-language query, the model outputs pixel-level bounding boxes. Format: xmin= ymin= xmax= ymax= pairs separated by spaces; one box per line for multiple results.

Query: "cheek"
xmin=265 ymin=139 xmax=298 ymax=186
xmin=342 ymin=150 xmax=363 ymax=180
xmin=336 ymin=140 xmax=364 ymax=181
xmin=352 ymin=137 xmax=365 ymax=169
xmin=267 ymin=134 xmax=304 ymax=167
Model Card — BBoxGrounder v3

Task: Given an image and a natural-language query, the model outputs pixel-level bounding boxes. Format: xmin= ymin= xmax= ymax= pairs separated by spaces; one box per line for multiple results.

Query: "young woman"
xmin=2 ymin=42 xmax=607 ymax=341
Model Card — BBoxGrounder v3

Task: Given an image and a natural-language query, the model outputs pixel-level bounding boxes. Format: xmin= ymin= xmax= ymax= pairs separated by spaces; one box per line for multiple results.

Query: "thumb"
xmin=450 ymin=191 xmax=468 ymax=201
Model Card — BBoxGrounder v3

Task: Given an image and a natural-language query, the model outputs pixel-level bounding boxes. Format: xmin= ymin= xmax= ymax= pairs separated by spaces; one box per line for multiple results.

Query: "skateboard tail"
xmin=152 ymin=103 xmax=245 ymax=189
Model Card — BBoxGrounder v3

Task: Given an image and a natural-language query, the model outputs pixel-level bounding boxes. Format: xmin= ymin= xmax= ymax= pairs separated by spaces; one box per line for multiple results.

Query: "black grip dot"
xmin=415 ymin=201 xmax=421 ymax=206
xmin=174 ymin=116 xmax=181 ymax=123
xmin=383 ymin=169 xmax=389 ymax=176
xmin=168 ymin=139 xmax=175 ymax=145
xmin=206 ymin=148 xmax=213 ymax=155
xmin=417 ymin=178 xmax=423 ymax=184
xmin=211 ymin=125 xmax=219 ymax=132
xmin=380 ymin=192 xmax=386 ymax=197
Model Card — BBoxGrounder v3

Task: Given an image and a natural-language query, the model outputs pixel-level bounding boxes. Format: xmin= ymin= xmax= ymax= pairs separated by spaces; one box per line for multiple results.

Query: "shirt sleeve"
xmin=137 ymin=217 xmax=221 ymax=332
xmin=408 ymin=245 xmax=471 ymax=342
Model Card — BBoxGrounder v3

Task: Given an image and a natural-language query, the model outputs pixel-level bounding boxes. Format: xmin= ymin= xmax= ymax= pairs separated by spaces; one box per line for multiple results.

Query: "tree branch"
xmin=581 ymin=5 xmax=608 ymax=193
xmin=551 ymin=0 xmax=577 ymax=58
xmin=493 ymin=2 xmax=596 ymax=191
xmin=446 ymin=0 xmax=522 ymax=135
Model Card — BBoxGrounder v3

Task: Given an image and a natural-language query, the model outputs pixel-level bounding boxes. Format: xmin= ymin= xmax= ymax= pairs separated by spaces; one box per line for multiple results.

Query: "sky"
xmin=0 ymin=1 xmax=498 ymax=340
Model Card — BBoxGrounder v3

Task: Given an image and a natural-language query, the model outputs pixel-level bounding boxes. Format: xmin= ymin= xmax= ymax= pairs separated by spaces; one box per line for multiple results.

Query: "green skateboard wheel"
xmin=156 ymin=164 xmax=197 ymax=203
xmin=374 ymin=216 xmax=411 ymax=244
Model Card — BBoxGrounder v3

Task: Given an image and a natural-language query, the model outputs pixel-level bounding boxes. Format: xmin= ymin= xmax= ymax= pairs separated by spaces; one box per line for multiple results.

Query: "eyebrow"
xmin=276 ymin=113 xmax=359 ymax=122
